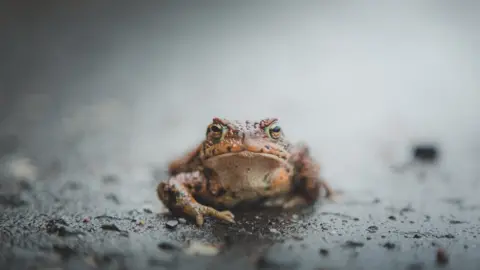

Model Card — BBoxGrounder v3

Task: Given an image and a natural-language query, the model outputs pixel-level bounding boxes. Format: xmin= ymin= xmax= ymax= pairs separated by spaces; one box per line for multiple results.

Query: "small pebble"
xmin=101 ymin=224 xmax=121 ymax=232
xmin=319 ymin=248 xmax=329 ymax=256
xmin=269 ymin=228 xmax=279 ymax=234
xmin=137 ymin=220 xmax=145 ymax=226
xmin=388 ymin=216 xmax=397 ymax=221
xmin=343 ymin=241 xmax=364 ymax=248
xmin=366 ymin=225 xmax=379 ymax=233
xmin=143 ymin=208 xmax=153 ymax=214
xmin=412 ymin=144 xmax=439 ymax=162
xmin=442 ymin=234 xmax=455 ymax=239
xmin=178 ymin=218 xmax=187 ymax=224
xmin=166 ymin=220 xmax=178 ymax=229
xmin=184 ymin=242 xmax=219 ymax=256
xmin=449 ymin=220 xmax=466 ymax=224
xmin=158 ymin=242 xmax=180 ymax=251
xmin=292 ymin=214 xmax=299 ymax=220
xmin=383 ymin=242 xmax=396 ymax=250
xmin=82 ymin=217 xmax=90 ymax=223
xmin=436 ymin=248 xmax=449 ymax=265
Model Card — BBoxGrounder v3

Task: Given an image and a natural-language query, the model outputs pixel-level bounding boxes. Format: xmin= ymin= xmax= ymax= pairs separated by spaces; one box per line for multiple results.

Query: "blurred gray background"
xmin=1 ymin=1 xmax=480 ymax=210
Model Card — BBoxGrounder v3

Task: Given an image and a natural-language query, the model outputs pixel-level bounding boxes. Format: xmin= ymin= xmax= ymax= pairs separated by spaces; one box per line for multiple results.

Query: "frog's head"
xmin=200 ymin=118 xmax=292 ymax=164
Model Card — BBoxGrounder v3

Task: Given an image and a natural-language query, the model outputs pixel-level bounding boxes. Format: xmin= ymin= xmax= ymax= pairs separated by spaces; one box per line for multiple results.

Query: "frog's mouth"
xmin=205 ymin=151 xmax=288 ymax=164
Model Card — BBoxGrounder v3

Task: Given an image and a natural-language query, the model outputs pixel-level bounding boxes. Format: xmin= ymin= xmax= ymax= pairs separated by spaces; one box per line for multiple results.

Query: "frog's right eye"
xmin=207 ymin=124 xmax=226 ymax=140
xmin=210 ymin=124 xmax=222 ymax=133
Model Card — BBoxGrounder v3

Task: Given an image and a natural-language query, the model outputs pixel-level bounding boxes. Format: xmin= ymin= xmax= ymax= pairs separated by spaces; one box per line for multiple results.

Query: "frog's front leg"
xmin=283 ymin=145 xmax=336 ymax=209
xmin=157 ymin=171 xmax=235 ymax=226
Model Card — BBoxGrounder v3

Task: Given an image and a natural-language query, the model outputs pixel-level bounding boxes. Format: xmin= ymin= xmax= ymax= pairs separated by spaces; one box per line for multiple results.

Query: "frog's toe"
xmin=325 ymin=191 xmax=341 ymax=202
xmin=195 ymin=214 xmax=205 ymax=227
xmin=282 ymin=196 xmax=308 ymax=209
xmin=217 ymin=210 xmax=235 ymax=223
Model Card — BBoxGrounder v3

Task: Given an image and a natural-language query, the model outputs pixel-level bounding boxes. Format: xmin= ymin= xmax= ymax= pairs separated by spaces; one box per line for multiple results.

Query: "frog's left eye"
xmin=207 ymin=124 xmax=226 ymax=141
xmin=265 ymin=123 xmax=282 ymax=139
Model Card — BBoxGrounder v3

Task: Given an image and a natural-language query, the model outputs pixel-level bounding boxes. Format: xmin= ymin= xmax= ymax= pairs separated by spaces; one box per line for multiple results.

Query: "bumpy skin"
xmin=157 ymin=118 xmax=335 ymax=226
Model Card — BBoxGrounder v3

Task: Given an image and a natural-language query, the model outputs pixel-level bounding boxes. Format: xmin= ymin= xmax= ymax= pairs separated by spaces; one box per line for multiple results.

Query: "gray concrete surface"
xmin=1 ymin=1 xmax=480 ymax=269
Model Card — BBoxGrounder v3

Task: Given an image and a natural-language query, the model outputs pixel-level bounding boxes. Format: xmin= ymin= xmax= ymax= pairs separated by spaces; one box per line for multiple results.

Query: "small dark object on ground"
xmin=388 ymin=216 xmax=397 ymax=221
xmin=366 ymin=225 xmax=378 ymax=233
xmin=436 ymin=248 xmax=449 ymax=265
xmin=166 ymin=220 xmax=178 ymax=229
xmin=101 ymin=224 xmax=121 ymax=232
xmin=383 ymin=242 xmax=396 ymax=250
xmin=399 ymin=205 xmax=415 ymax=215
xmin=343 ymin=240 xmax=364 ymax=248
xmin=449 ymin=220 xmax=466 ymax=224
xmin=158 ymin=242 xmax=180 ymax=251
xmin=438 ymin=234 xmax=455 ymax=239
xmin=319 ymin=248 xmax=329 ymax=256
xmin=412 ymin=144 xmax=439 ymax=163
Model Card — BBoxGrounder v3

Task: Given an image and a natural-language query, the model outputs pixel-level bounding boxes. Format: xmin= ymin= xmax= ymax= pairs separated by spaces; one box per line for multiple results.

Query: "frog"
xmin=156 ymin=117 xmax=335 ymax=226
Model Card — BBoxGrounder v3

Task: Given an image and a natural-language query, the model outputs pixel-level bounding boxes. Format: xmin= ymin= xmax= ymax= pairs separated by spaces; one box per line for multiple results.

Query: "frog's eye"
xmin=265 ymin=123 xmax=282 ymax=140
xmin=207 ymin=124 xmax=226 ymax=140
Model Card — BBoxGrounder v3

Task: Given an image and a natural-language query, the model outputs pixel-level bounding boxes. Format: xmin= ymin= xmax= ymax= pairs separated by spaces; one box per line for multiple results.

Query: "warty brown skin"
xmin=156 ymin=117 xmax=335 ymax=226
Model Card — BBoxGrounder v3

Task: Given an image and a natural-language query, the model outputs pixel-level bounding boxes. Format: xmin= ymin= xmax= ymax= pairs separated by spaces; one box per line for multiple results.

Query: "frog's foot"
xmin=196 ymin=208 xmax=235 ymax=226
xmin=319 ymin=178 xmax=340 ymax=202
xmin=289 ymin=144 xmax=336 ymax=204
xmin=156 ymin=172 xmax=235 ymax=226
xmin=282 ymin=196 xmax=308 ymax=209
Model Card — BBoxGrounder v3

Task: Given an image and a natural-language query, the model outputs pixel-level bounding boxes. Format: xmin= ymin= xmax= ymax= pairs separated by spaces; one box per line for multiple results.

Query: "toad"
xmin=157 ymin=118 xmax=335 ymax=226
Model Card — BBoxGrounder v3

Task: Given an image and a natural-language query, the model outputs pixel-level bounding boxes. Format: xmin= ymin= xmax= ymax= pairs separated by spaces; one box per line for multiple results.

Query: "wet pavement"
xmin=2 ymin=152 xmax=480 ymax=270
xmin=2 ymin=1 xmax=480 ymax=270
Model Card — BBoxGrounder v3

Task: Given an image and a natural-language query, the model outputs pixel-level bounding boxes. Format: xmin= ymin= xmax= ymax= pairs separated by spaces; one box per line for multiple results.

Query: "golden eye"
xmin=265 ymin=123 xmax=282 ymax=139
xmin=207 ymin=124 xmax=226 ymax=140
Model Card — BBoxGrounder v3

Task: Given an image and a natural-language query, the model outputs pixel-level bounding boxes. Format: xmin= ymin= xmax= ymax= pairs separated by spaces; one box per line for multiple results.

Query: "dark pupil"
xmin=210 ymin=125 xmax=222 ymax=133
xmin=270 ymin=126 xmax=281 ymax=133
